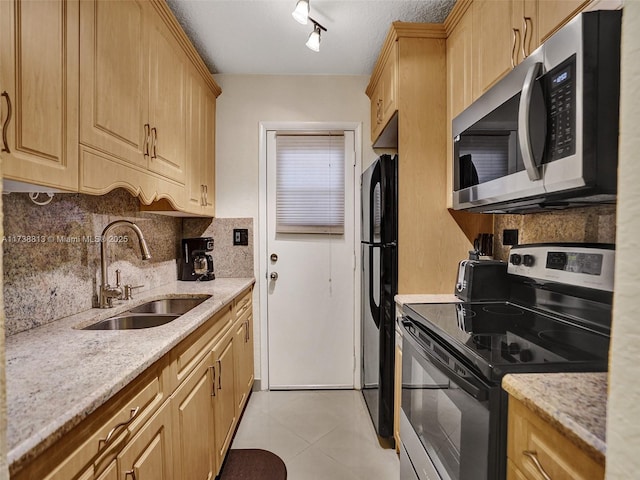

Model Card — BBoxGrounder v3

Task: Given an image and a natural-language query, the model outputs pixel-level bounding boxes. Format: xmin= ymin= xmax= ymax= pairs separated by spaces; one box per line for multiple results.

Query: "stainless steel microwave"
xmin=452 ymin=10 xmax=621 ymax=213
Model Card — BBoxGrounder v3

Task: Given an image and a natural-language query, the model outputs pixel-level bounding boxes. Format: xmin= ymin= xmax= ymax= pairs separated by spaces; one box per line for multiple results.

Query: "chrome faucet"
xmin=99 ymin=220 xmax=151 ymax=308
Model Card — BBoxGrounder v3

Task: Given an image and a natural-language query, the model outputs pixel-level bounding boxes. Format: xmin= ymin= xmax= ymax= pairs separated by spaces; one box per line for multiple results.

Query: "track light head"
xmin=292 ymin=0 xmax=309 ymax=25
xmin=305 ymin=23 xmax=321 ymax=52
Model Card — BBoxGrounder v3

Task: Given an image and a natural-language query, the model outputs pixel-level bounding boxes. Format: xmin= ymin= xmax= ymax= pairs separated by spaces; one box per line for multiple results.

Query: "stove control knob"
xmin=523 ymin=254 xmax=535 ymax=267
xmin=510 ymin=253 xmax=522 ymax=266
xmin=519 ymin=349 xmax=533 ymax=362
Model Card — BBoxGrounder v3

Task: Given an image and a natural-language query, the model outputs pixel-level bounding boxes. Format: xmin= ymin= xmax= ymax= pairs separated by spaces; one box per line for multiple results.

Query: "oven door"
xmin=400 ymin=318 xmax=496 ymax=480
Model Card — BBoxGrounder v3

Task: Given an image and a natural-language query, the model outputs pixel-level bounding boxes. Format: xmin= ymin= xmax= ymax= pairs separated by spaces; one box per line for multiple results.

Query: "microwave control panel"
xmin=546 ymin=55 xmax=577 ymax=162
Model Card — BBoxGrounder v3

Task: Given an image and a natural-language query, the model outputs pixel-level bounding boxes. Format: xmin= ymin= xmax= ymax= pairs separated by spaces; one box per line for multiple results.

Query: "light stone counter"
xmin=502 ymin=372 xmax=608 ymax=462
xmin=6 ymin=277 xmax=254 ymax=473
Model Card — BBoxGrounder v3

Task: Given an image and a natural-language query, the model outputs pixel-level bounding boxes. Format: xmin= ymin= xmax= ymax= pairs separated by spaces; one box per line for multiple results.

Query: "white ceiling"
xmin=166 ymin=0 xmax=456 ymax=75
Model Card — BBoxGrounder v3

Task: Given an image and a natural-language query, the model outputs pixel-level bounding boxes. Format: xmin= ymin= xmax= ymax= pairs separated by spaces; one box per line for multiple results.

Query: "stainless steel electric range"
xmin=399 ymin=243 xmax=614 ymax=480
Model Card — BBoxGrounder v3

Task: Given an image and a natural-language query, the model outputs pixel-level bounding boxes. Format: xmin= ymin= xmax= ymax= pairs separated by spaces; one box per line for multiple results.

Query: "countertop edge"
xmin=7 ymin=278 xmax=255 ymax=473
xmin=502 ymin=372 xmax=607 ymax=464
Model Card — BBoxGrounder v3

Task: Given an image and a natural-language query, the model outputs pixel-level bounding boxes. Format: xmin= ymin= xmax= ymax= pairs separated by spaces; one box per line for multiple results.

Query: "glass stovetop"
xmin=404 ymin=302 xmax=610 ymax=376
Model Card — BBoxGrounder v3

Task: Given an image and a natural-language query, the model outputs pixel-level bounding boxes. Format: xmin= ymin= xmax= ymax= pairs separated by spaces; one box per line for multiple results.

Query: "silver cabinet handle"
xmin=511 ymin=28 xmax=521 ymax=68
xmin=523 ymin=450 xmax=552 ymax=480
xmin=143 ymin=124 xmax=150 ymax=158
xmin=99 ymin=407 xmax=140 ymax=449
xmin=210 ymin=365 xmax=216 ymax=396
xmin=522 ymin=17 xmax=532 ymax=58
xmin=2 ymin=91 xmax=12 ymax=153
xmin=203 ymin=184 xmax=208 ymax=206
xmin=218 ymin=359 xmax=222 ymax=389
xmin=125 ymin=470 xmax=137 ymax=480
xmin=151 ymin=127 xmax=157 ymax=158
xmin=518 ymin=61 xmax=543 ymax=181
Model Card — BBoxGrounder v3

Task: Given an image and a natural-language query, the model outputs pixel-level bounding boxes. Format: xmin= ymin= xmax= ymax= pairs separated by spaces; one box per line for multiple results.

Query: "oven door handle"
xmin=401 ymin=319 xmax=489 ymax=401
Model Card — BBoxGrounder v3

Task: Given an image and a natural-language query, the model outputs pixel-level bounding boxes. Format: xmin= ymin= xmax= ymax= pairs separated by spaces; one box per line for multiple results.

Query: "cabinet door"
xmin=0 ymin=0 xmax=79 ymax=191
xmin=537 ymin=0 xmax=590 ymax=43
xmin=186 ymin=71 xmax=206 ymax=211
xmin=381 ymin=44 xmax=398 ymax=126
xmin=171 ymin=353 xmax=216 ymax=480
xmin=472 ymin=0 xmax=515 ymax=99
xmin=147 ymin=15 xmax=187 ymax=185
xmin=185 ymin=73 xmax=216 ymax=215
xmin=202 ymin=89 xmax=216 ymax=214
xmin=79 ymin=0 xmax=148 ymax=168
xmin=447 ymin=6 xmax=473 ymax=119
xmin=234 ymin=313 xmax=254 ymax=413
xmin=212 ymin=333 xmax=237 ymax=472
xmin=118 ymin=401 xmax=173 ymax=480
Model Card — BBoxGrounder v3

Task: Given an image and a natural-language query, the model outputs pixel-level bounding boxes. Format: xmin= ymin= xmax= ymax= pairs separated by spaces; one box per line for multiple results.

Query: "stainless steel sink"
xmin=83 ymin=314 xmax=180 ymax=330
xmin=82 ymin=295 xmax=211 ymax=330
xmin=127 ymin=296 xmax=210 ymax=314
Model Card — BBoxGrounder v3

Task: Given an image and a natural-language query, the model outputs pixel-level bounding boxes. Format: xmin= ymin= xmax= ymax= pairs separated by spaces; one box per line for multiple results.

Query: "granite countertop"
xmin=395 ymin=293 xmax=460 ymax=306
xmin=6 ymin=277 xmax=254 ymax=473
xmin=502 ymin=372 xmax=608 ymax=463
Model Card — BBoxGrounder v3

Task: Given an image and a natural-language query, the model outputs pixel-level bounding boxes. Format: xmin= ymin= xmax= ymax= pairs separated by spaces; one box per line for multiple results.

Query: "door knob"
xmin=270 ymin=253 xmax=278 ymax=262
xmin=270 ymin=272 xmax=279 ymax=280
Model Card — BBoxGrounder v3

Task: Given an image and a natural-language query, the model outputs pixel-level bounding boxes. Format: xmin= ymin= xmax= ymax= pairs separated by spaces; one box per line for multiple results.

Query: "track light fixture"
xmin=291 ymin=1 xmax=327 ymax=52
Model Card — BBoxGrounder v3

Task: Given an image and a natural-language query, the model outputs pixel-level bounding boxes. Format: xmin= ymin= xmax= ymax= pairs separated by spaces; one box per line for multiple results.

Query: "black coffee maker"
xmin=179 ymin=237 xmax=215 ymax=281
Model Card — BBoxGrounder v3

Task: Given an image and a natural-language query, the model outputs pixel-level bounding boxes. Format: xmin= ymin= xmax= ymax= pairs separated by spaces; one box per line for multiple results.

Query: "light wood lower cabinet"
xmin=171 ymin=354 xmax=216 ymax=480
xmin=212 ymin=331 xmax=238 ymax=471
xmin=118 ymin=401 xmax=173 ymax=480
xmin=507 ymin=396 xmax=604 ymax=480
xmin=0 ymin=0 xmax=79 ymax=192
xmin=12 ymin=288 xmax=254 ymax=480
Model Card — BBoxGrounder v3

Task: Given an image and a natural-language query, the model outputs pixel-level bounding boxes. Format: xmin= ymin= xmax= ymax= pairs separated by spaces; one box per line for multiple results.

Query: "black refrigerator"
xmin=361 ymin=154 xmax=397 ymax=440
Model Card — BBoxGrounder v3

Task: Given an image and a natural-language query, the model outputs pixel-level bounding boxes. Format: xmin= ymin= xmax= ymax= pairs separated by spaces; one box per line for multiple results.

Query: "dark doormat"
xmin=219 ymin=449 xmax=287 ymax=480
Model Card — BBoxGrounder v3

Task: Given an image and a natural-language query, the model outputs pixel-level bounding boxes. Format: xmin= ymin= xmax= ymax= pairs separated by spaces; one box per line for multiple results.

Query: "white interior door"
xmin=266 ymin=130 xmax=356 ymax=389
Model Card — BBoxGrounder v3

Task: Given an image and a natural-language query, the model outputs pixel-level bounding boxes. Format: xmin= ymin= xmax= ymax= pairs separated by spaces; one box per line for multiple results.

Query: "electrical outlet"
xmin=233 ymin=229 xmax=248 ymax=246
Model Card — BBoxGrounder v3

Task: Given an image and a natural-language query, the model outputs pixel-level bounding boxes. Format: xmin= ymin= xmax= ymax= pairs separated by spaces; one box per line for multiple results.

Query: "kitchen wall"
xmin=2 ymin=189 xmax=253 ymax=336
xmin=492 ymin=205 xmax=616 ymax=261
xmin=213 ymin=74 xmax=375 ymax=385
xmin=606 ymin=2 xmax=640 ymax=477
xmin=0 ymin=182 xmax=6 ymax=480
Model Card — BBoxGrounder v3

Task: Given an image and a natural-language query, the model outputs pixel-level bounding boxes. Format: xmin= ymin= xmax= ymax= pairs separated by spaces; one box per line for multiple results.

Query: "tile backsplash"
xmin=2 ymin=189 xmax=254 ymax=336
xmin=493 ymin=205 xmax=616 ymax=261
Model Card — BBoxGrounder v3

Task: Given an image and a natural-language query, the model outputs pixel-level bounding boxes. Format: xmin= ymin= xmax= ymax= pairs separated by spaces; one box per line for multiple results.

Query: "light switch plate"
xmin=233 ymin=229 xmax=248 ymax=246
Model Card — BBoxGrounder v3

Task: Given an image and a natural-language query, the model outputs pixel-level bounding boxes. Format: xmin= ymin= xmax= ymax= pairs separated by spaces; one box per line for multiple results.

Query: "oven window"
xmin=402 ymin=336 xmax=491 ymax=480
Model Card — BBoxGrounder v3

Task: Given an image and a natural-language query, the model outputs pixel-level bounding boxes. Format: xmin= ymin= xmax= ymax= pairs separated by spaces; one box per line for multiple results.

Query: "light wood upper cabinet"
xmin=367 ymin=42 xmax=398 ymax=144
xmin=447 ymin=2 xmax=474 ymax=119
xmin=536 ymin=0 xmax=591 ymax=43
xmin=472 ymin=0 xmax=515 ymax=99
xmin=79 ymin=0 xmax=148 ymax=169
xmin=79 ymin=0 xmax=187 ymax=206
xmin=147 ymin=16 xmax=187 ymax=184
xmin=185 ymin=70 xmax=216 ymax=216
xmin=0 ymin=0 xmax=79 ymax=191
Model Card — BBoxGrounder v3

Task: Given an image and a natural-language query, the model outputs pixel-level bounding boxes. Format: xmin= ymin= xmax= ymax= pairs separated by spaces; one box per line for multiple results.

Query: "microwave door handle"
xmin=518 ymin=61 xmax=543 ymax=181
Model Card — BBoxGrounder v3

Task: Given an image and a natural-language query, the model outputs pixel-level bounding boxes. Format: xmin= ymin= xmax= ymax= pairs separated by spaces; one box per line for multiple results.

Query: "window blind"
xmin=276 ymin=134 xmax=345 ymax=234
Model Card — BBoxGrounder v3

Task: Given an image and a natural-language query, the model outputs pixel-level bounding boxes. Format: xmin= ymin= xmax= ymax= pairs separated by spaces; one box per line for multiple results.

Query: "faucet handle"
xmin=123 ymin=284 xmax=145 ymax=300
xmin=115 ymin=269 xmax=121 ymax=287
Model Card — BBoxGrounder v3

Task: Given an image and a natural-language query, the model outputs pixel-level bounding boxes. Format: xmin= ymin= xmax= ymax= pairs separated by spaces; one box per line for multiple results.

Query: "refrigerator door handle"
xmin=369 ymin=247 xmax=381 ymax=328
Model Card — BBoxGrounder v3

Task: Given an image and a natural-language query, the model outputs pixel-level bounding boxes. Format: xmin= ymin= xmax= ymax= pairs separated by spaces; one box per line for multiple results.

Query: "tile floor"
xmin=230 ymin=389 xmax=400 ymax=479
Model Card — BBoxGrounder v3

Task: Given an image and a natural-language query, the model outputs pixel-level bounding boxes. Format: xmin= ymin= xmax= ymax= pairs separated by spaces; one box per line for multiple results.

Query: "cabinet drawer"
xmin=507 ymin=397 xmax=604 ymax=480
xmin=14 ymin=359 xmax=169 ymax=480
xmin=234 ymin=288 xmax=252 ymax=319
xmin=172 ymin=305 xmax=233 ymax=385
